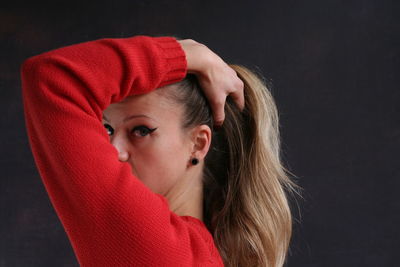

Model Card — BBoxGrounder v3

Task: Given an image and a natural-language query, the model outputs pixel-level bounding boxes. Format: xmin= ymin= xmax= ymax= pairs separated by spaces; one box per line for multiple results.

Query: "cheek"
xmin=130 ymin=135 xmax=189 ymax=194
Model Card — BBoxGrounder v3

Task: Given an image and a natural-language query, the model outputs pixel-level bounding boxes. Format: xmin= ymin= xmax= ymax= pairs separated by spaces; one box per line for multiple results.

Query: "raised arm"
xmin=21 ymin=36 xmax=223 ymax=266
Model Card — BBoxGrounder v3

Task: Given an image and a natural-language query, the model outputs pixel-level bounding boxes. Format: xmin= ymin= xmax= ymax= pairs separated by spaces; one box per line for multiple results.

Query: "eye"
xmin=131 ymin=125 xmax=157 ymax=137
xmin=103 ymin=123 xmax=114 ymax=136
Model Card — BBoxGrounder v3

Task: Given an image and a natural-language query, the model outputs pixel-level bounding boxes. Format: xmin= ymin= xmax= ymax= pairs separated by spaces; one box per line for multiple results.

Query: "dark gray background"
xmin=1 ymin=0 xmax=399 ymax=266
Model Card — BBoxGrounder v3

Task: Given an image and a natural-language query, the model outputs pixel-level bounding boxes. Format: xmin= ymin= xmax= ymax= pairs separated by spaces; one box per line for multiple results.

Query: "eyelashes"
xmin=103 ymin=123 xmax=157 ymax=138
xmin=131 ymin=125 xmax=157 ymax=137
xmin=104 ymin=123 xmax=114 ymax=136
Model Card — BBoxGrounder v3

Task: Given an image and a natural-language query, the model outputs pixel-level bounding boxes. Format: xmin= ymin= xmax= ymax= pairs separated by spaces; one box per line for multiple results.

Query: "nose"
xmin=110 ymin=136 xmax=130 ymax=162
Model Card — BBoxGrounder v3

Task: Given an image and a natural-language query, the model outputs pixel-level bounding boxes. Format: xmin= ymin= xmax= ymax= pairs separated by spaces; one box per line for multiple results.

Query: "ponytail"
xmin=165 ymin=65 xmax=300 ymax=266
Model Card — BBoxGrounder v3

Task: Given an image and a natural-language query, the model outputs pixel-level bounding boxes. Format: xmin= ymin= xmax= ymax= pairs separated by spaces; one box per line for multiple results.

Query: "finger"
xmin=214 ymin=112 xmax=225 ymax=127
xmin=209 ymin=97 xmax=226 ymax=126
xmin=229 ymin=79 xmax=245 ymax=111
xmin=224 ymin=67 xmax=245 ymax=110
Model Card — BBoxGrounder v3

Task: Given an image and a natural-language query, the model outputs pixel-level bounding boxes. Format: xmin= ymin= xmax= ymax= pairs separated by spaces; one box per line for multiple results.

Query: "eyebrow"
xmin=123 ymin=114 xmax=153 ymax=123
xmin=102 ymin=114 xmax=155 ymax=123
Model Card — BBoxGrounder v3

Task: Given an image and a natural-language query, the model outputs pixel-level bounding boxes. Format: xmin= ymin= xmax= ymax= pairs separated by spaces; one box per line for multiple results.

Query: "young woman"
xmin=21 ymin=35 xmax=298 ymax=266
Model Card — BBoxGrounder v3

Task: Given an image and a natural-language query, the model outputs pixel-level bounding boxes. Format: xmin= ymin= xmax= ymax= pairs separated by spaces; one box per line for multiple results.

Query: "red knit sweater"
xmin=21 ymin=36 xmax=224 ymax=266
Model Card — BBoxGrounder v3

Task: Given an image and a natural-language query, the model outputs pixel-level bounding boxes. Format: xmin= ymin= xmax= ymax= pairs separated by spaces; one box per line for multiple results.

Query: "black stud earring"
xmin=191 ymin=158 xmax=199 ymax=165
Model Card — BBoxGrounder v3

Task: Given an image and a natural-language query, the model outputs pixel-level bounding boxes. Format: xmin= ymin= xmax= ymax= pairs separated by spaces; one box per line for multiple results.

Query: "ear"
xmin=189 ymin=124 xmax=212 ymax=161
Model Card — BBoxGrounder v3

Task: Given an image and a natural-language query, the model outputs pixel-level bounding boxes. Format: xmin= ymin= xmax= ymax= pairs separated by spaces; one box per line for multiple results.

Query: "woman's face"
xmin=102 ymin=89 xmax=195 ymax=196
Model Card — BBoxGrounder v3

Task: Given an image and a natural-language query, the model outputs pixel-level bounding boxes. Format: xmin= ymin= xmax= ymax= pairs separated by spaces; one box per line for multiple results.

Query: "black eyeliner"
xmin=148 ymin=127 xmax=157 ymax=133
xmin=130 ymin=125 xmax=158 ymax=136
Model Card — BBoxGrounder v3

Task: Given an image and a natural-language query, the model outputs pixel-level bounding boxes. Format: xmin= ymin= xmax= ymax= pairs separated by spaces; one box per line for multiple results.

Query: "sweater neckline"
xmin=180 ymin=215 xmax=206 ymax=227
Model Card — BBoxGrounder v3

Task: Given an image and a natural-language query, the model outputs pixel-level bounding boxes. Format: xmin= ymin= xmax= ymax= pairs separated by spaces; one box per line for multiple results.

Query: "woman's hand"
xmin=177 ymin=39 xmax=244 ymax=126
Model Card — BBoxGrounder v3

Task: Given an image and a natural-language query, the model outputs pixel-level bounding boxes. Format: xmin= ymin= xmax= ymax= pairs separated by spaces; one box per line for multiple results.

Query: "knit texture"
xmin=21 ymin=36 xmax=224 ymax=266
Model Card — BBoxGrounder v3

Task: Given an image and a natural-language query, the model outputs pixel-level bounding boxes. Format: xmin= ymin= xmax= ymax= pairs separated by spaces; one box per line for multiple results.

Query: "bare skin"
xmin=103 ymin=39 xmax=244 ymax=221
xmin=103 ymin=89 xmax=211 ymax=221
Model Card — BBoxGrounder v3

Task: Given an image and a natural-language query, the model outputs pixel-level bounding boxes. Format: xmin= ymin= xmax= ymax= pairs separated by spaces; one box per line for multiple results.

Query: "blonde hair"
xmin=167 ymin=65 xmax=300 ymax=266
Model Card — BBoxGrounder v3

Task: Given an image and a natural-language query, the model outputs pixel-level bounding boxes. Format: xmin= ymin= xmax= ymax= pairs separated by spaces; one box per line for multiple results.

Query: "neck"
xmin=165 ymin=168 xmax=204 ymax=222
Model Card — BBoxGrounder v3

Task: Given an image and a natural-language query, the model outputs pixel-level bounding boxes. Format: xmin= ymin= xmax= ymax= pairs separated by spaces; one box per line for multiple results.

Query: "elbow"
xmin=21 ymin=55 xmax=40 ymax=86
xmin=20 ymin=56 xmax=39 ymax=98
xmin=20 ymin=53 xmax=64 ymax=97
xmin=20 ymin=54 xmax=61 ymax=106
xmin=20 ymin=56 xmax=34 ymax=82
xmin=20 ymin=54 xmax=49 ymax=83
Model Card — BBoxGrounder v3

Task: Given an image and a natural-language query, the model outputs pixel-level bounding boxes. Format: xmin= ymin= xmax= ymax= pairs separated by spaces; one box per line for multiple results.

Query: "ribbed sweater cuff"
xmin=153 ymin=36 xmax=187 ymax=87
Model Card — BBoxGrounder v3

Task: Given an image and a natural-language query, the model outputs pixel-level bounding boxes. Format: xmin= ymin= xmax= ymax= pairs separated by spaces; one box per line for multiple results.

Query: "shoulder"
xmin=180 ymin=216 xmax=224 ymax=266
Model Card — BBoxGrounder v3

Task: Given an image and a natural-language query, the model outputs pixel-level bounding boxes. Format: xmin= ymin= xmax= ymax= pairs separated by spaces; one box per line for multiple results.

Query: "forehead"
xmin=103 ymin=88 xmax=182 ymax=125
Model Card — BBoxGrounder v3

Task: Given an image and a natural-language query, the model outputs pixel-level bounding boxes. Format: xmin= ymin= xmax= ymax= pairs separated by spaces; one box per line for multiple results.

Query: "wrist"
xmin=177 ymin=39 xmax=212 ymax=75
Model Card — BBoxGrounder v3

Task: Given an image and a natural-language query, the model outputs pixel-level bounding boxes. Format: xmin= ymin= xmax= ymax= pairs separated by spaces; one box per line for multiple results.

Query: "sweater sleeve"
xmin=21 ymin=36 xmax=223 ymax=266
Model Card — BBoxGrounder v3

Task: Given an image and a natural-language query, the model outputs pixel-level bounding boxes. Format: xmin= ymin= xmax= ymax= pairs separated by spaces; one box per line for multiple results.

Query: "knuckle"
xmin=212 ymin=98 xmax=225 ymax=108
xmin=236 ymin=78 xmax=244 ymax=89
xmin=186 ymin=39 xmax=196 ymax=44
xmin=229 ymin=67 xmax=237 ymax=75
